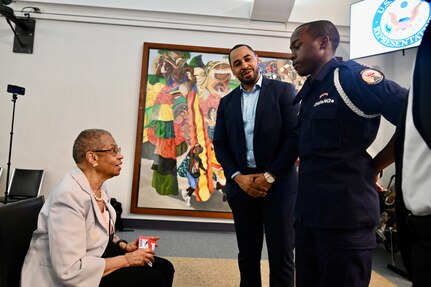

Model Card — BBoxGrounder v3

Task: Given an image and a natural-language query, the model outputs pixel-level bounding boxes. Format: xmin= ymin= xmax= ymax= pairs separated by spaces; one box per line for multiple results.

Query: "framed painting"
xmin=130 ymin=42 xmax=305 ymax=219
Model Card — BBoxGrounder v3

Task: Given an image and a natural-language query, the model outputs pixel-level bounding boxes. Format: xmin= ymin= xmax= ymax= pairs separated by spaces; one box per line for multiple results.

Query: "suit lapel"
xmin=254 ymin=77 xmax=269 ymax=135
xmin=71 ymin=167 xmax=109 ymax=234
xmin=229 ymin=87 xmax=248 ymax=166
xmin=231 ymin=87 xmax=245 ymax=135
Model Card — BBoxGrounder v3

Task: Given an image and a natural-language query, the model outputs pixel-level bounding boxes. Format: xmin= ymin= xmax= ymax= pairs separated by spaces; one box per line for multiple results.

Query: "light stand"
xmin=3 ymin=84 xmax=25 ymax=204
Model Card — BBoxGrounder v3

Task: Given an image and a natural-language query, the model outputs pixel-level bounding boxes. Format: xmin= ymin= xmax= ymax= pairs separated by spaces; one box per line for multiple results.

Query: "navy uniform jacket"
xmin=213 ymin=77 xmax=299 ymax=198
xmin=295 ymin=59 xmax=407 ymax=229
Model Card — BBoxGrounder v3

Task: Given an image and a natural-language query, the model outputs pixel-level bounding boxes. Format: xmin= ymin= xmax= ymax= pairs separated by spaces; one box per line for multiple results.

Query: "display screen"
xmin=350 ymin=0 xmax=431 ymax=59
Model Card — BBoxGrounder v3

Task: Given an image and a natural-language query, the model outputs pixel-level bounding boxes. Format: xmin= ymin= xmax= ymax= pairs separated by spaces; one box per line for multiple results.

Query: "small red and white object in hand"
xmin=139 ymin=236 xmax=157 ymax=266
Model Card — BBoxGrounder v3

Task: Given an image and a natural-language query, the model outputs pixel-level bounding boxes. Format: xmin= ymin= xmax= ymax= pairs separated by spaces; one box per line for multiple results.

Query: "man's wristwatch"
xmin=264 ymin=172 xmax=275 ymax=183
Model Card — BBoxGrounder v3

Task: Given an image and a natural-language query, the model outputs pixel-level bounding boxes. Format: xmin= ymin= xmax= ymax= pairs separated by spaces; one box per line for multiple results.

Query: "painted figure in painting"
xmin=143 ymin=50 xmax=196 ymax=196
xmin=143 ymin=54 xmax=234 ymax=205
xmin=178 ymin=144 xmax=207 ymax=206
xmin=206 ymin=107 xmax=217 ymax=141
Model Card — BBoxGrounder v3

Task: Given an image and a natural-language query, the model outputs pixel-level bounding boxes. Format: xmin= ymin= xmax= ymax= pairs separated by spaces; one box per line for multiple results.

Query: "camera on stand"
xmin=7 ymin=84 xmax=25 ymax=95
xmin=3 ymin=84 xmax=26 ymax=204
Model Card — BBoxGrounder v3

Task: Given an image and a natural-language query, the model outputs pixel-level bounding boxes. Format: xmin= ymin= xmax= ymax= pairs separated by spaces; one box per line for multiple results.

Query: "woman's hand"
xmin=124 ymin=248 xmax=155 ymax=267
xmin=121 ymin=239 xmax=138 ymax=253
xmin=104 ymin=246 xmax=155 ymax=276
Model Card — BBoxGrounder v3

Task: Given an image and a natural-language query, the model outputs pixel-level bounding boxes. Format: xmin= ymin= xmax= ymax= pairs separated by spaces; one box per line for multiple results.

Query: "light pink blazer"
xmin=21 ymin=167 xmax=117 ymax=287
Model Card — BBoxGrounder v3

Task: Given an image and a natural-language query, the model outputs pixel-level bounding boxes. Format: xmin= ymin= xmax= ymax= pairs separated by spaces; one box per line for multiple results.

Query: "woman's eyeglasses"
xmin=92 ymin=146 xmax=121 ymax=155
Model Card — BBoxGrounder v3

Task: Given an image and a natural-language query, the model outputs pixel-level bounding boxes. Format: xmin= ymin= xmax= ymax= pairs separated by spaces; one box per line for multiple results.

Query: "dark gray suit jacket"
xmin=213 ymin=77 xmax=299 ymax=197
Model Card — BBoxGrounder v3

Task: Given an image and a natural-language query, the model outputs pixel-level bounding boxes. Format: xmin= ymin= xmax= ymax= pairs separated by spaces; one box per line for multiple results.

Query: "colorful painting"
xmin=130 ymin=43 xmax=305 ymax=218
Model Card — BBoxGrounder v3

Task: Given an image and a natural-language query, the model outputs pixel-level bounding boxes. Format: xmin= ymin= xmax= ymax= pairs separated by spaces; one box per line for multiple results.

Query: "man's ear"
xmin=320 ymin=36 xmax=330 ymax=50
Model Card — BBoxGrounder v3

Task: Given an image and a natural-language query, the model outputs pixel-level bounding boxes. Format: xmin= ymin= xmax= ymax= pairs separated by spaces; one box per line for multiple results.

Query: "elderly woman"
xmin=21 ymin=129 xmax=174 ymax=287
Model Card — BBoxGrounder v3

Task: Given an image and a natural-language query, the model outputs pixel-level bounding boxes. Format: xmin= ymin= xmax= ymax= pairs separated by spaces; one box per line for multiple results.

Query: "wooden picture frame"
xmin=130 ymin=42 xmax=305 ymax=219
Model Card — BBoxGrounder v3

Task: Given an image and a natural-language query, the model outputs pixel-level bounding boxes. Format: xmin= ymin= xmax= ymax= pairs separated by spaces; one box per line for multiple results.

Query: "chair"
xmin=0 ymin=168 xmax=44 ymax=203
xmin=0 ymin=196 xmax=45 ymax=287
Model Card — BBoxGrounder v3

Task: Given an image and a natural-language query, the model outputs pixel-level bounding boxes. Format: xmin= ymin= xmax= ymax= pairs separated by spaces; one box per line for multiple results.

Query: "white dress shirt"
xmin=402 ymin=83 xmax=431 ymax=216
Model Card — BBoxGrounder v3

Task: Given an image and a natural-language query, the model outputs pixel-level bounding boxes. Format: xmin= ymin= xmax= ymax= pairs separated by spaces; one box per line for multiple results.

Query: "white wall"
xmin=0 ymin=1 xmax=414 ymax=221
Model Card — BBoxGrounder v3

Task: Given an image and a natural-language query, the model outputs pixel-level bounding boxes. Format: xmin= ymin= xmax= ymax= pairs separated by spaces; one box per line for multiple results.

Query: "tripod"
xmin=3 ymin=92 xmax=19 ymax=204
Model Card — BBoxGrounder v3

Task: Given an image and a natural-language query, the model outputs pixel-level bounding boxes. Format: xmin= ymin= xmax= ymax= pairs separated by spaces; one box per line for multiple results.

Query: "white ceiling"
xmin=252 ymin=0 xmax=359 ymax=26
xmin=20 ymin=0 xmax=358 ymax=26
xmin=289 ymin=0 xmax=359 ymax=26
xmin=251 ymin=0 xmax=295 ymax=23
xmin=123 ymin=0 xmax=360 ymax=26
xmin=144 ymin=0 xmax=359 ymax=26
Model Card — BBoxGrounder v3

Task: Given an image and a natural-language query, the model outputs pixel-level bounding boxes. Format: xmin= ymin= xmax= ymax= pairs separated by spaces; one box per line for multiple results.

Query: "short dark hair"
xmin=228 ymin=44 xmax=256 ymax=64
xmin=72 ymin=129 xmax=112 ymax=164
xmin=296 ymin=20 xmax=340 ymax=52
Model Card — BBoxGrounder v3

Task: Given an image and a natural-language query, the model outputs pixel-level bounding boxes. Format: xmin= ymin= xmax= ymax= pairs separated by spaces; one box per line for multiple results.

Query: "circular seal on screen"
xmin=361 ymin=69 xmax=384 ymax=85
xmin=372 ymin=0 xmax=431 ymax=48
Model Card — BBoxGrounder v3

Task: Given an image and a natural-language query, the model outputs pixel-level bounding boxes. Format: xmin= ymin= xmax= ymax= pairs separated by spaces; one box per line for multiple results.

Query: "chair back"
xmin=0 ymin=196 xmax=44 ymax=287
xmin=7 ymin=168 xmax=44 ymax=199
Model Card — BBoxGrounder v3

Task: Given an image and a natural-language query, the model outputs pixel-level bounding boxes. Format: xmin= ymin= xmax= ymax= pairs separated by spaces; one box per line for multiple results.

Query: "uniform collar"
xmin=312 ymin=58 xmax=339 ymax=83
xmin=294 ymin=58 xmax=339 ymax=104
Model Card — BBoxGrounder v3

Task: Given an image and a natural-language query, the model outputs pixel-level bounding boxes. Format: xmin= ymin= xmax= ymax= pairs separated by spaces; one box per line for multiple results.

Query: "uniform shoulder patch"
xmin=360 ymin=69 xmax=384 ymax=85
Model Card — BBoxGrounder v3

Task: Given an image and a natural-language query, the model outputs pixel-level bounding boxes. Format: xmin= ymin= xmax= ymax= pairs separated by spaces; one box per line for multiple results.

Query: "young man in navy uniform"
xmin=213 ymin=44 xmax=299 ymax=287
xmin=289 ymin=20 xmax=408 ymax=287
